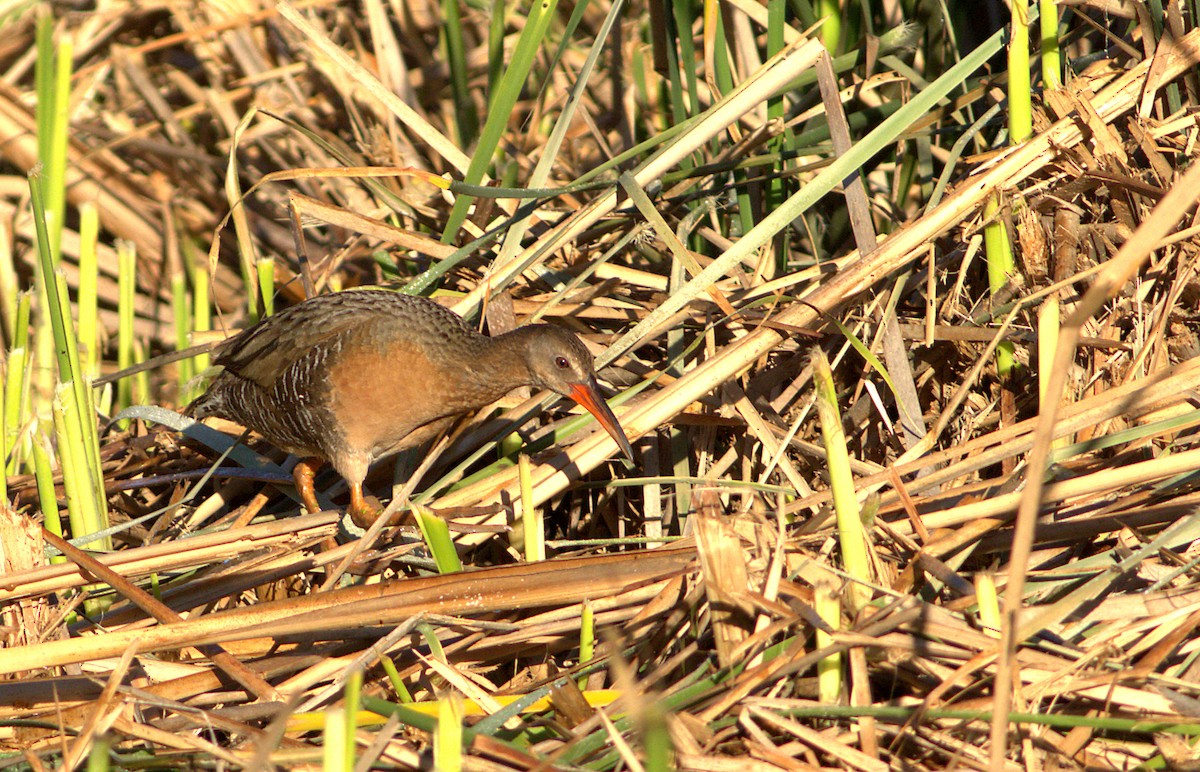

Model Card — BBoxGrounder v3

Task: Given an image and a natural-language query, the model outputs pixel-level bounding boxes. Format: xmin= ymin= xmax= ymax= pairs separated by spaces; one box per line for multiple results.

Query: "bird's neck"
xmin=450 ymin=326 xmax=540 ymax=406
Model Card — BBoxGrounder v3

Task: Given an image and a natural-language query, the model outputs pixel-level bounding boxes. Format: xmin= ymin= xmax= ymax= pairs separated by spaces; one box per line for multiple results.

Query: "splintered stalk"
xmin=343 ymin=668 xmax=362 ymax=770
xmin=579 ymin=598 xmax=595 ymax=691
xmin=815 ymin=577 xmax=842 ymax=703
xmin=984 ymin=197 xmax=1017 ymax=378
xmin=257 ymin=258 xmax=275 ymax=317
xmin=32 ymin=427 xmax=62 ymax=558
xmin=77 ymin=203 xmax=99 ymax=378
xmin=519 ymin=453 xmax=545 ymax=562
xmin=321 ymin=708 xmax=347 ymax=772
xmin=171 ymin=243 xmax=193 ymax=399
xmin=117 ymin=240 xmax=137 ymax=422
xmin=188 ymin=239 xmax=211 ymax=377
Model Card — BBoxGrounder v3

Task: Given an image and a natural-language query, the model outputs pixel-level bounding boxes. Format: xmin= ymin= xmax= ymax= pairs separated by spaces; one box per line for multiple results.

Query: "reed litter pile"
xmin=2 ymin=2 xmax=1200 ymax=769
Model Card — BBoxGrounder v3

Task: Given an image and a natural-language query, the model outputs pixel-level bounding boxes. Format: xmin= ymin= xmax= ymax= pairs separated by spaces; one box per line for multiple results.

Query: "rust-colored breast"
xmin=326 ymin=334 xmax=467 ymax=460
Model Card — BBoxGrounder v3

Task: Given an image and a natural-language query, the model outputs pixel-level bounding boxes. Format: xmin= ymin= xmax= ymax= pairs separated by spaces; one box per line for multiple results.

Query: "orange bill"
xmin=567 ymin=377 xmax=634 ymax=461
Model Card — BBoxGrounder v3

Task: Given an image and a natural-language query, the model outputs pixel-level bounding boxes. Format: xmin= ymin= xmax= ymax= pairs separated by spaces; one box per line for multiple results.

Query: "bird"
xmin=187 ymin=288 xmax=634 ymax=528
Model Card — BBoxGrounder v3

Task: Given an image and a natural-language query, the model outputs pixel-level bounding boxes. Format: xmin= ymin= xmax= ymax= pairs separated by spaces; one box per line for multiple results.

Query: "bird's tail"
xmin=182 ymin=393 xmax=212 ymax=419
xmin=182 ymin=366 xmax=226 ymax=419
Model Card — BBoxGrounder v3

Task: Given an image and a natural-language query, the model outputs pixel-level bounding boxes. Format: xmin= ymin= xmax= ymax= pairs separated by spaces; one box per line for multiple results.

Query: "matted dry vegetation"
xmin=3 ymin=1 xmax=1200 ymax=770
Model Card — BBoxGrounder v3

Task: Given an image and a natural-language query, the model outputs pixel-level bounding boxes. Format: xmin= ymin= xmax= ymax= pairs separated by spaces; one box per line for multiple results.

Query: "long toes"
xmin=349 ymin=496 xmax=399 ymax=528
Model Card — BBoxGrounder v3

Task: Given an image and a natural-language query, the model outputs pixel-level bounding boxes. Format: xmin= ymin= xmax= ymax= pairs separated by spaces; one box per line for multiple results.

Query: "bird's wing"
xmin=212 ymin=293 xmax=386 ymax=391
xmin=212 ymin=289 xmax=476 ymax=391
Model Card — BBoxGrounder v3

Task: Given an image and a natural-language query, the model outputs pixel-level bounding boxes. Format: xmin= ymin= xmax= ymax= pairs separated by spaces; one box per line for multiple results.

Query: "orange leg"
xmin=292 ymin=457 xmax=325 ymax=514
xmin=347 ymin=481 xmax=386 ymax=528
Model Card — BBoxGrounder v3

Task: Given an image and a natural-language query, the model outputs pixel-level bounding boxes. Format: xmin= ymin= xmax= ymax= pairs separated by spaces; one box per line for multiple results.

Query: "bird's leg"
xmin=347 ymin=481 xmax=387 ymax=528
xmin=292 ymin=457 xmax=325 ymax=514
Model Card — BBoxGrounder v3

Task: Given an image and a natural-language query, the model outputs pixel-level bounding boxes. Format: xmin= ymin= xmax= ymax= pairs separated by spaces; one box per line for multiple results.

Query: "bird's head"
xmin=521 ymin=325 xmax=635 ymax=461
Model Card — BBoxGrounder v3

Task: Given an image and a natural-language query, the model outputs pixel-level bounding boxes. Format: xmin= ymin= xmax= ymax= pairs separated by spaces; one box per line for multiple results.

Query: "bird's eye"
xmin=555 ymin=356 xmax=569 ymax=369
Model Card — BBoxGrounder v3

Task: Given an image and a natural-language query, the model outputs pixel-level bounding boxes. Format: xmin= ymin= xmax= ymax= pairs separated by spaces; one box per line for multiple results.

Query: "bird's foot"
xmin=347 ymin=494 xmax=408 ymax=529
xmin=293 ymin=457 xmax=326 ymax=514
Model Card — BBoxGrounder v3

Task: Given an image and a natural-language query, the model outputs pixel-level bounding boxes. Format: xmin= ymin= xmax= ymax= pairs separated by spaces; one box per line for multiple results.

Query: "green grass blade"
xmin=77 ymin=203 xmax=99 ymax=378
xmin=442 ymin=0 xmax=476 ymax=147
xmin=343 ymin=668 xmax=362 ymax=770
xmin=3 ymin=292 xmax=31 ymax=475
xmin=321 ymin=708 xmax=348 ymax=772
xmin=187 ymin=237 xmax=211 ymax=379
xmin=1039 ymin=0 xmax=1061 ymax=89
xmin=32 ymin=425 xmax=62 ymax=558
xmin=813 ymin=348 xmax=871 ymax=612
xmin=116 ymin=241 xmax=136 ymax=422
xmin=493 ymin=0 xmax=624 ymax=272
xmin=441 ymin=0 xmax=560 ymax=241
xmin=578 ymin=598 xmax=594 ymax=690
xmin=518 ymin=453 xmax=545 ymax=561
xmin=414 ymin=504 xmax=463 ymax=573
xmin=34 ymin=10 xmax=69 ymax=264
xmin=433 ymin=697 xmax=464 ymax=772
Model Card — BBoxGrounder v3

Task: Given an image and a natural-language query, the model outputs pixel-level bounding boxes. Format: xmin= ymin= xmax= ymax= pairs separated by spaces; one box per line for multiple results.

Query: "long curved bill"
xmin=567 ymin=376 xmax=635 ymax=461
